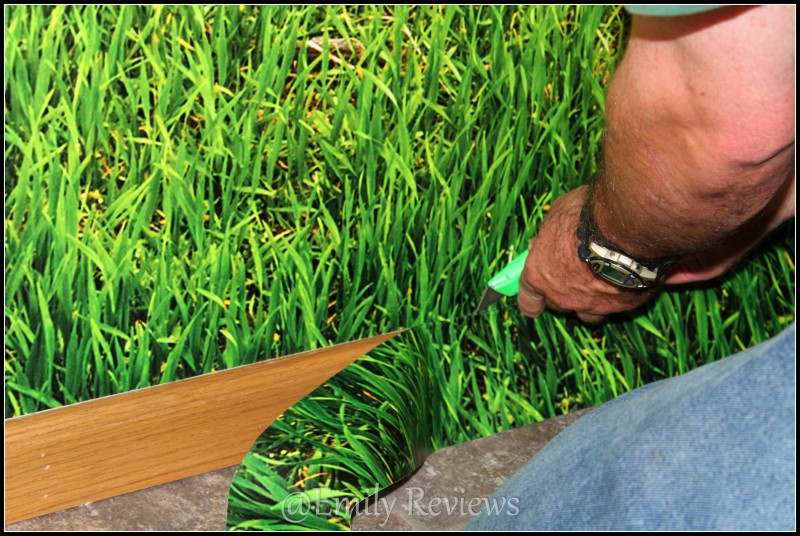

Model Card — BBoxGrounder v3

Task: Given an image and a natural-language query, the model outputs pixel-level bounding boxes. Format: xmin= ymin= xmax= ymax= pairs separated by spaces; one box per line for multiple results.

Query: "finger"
xmin=517 ymin=249 xmax=547 ymax=318
xmin=518 ymin=289 xmax=546 ymax=318
xmin=577 ymin=312 xmax=605 ymax=325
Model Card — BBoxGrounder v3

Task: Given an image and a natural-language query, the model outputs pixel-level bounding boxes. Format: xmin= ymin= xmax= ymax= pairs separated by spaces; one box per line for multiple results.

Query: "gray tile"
xmin=5 ymin=466 xmax=238 ymax=531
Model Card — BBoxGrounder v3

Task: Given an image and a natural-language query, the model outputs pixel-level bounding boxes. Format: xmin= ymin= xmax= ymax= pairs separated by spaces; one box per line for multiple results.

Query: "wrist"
xmin=577 ymin=196 xmax=679 ymax=289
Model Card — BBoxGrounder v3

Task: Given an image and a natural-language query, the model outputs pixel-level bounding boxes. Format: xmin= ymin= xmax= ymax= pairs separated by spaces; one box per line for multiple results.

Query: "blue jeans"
xmin=466 ymin=323 xmax=796 ymax=531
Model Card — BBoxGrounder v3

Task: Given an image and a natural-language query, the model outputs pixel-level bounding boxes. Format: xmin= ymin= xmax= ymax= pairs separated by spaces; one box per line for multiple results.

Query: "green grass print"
xmin=226 ymin=327 xmax=433 ymax=531
xmin=4 ymin=4 xmax=794 ymax=438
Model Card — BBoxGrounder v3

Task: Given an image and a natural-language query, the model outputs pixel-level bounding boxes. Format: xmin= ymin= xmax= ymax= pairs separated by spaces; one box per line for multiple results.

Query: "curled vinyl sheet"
xmin=226 ymin=307 xmax=566 ymax=530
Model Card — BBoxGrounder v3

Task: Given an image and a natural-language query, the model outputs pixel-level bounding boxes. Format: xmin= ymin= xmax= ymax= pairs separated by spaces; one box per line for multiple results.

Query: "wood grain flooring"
xmin=5 ymin=331 xmax=402 ymax=523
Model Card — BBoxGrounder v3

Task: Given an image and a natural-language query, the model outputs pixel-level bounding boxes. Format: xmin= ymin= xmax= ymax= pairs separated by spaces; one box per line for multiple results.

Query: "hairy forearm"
xmin=589 ymin=6 xmax=795 ymax=261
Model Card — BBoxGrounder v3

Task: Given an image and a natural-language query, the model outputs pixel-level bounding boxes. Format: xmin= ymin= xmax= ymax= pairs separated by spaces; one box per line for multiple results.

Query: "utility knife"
xmin=474 ymin=250 xmax=530 ymax=314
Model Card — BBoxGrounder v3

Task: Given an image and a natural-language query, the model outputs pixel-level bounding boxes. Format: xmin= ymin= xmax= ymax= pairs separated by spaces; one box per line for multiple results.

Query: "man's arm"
xmin=594 ymin=5 xmax=794 ymax=259
xmin=518 ymin=5 xmax=795 ymax=322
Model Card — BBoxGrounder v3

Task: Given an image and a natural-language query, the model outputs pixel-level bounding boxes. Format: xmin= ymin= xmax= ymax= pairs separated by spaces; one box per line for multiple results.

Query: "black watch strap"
xmin=577 ymin=200 xmax=679 ymax=281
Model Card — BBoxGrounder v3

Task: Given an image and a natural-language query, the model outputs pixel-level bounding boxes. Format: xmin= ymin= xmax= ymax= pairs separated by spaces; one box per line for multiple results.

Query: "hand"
xmin=518 ymin=186 xmax=657 ymax=324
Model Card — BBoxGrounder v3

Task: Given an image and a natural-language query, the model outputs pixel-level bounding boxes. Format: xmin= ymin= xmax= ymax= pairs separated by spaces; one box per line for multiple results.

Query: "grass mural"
xmin=4 ymin=2 xmax=793 ymax=462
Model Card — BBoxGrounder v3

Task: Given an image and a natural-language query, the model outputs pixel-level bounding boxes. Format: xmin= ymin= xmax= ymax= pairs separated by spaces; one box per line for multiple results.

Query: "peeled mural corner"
xmin=225 ymin=307 xmax=558 ymax=531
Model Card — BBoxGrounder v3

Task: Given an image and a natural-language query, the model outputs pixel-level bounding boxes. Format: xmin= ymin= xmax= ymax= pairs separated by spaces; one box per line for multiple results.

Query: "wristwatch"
xmin=576 ymin=202 xmax=676 ymax=289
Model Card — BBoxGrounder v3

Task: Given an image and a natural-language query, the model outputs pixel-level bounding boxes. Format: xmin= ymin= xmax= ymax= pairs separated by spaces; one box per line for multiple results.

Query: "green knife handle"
xmin=487 ymin=250 xmax=529 ymax=297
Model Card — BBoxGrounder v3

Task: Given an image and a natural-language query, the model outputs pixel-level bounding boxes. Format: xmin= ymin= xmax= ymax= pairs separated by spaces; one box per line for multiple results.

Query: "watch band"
xmin=577 ymin=200 xmax=679 ymax=285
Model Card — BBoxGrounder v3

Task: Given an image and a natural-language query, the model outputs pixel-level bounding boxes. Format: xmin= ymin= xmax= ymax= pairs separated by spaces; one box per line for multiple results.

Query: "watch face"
xmin=588 ymin=259 xmax=646 ymax=288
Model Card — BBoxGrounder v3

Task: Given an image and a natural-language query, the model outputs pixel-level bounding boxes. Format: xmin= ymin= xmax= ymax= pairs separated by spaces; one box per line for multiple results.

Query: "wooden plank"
xmin=5 ymin=331 xmax=403 ymax=524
